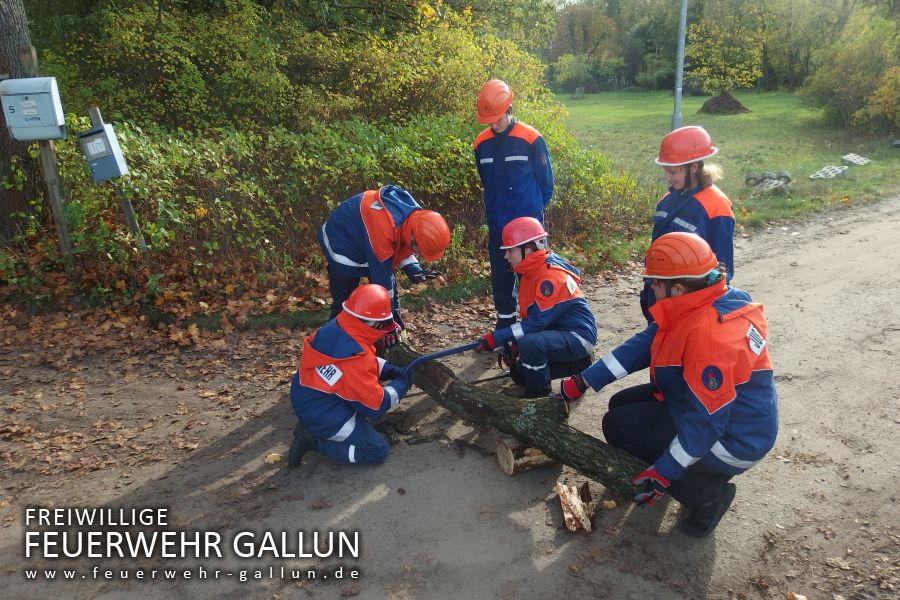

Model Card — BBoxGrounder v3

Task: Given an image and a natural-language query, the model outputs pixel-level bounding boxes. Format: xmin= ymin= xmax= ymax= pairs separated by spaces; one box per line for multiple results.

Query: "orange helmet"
xmin=655 ymin=126 xmax=718 ymax=166
xmin=642 ymin=232 xmax=719 ymax=279
xmin=342 ymin=284 xmax=393 ymax=321
xmin=476 ymin=79 xmax=513 ymax=123
xmin=499 ymin=217 xmax=549 ymax=250
xmin=408 ymin=210 xmax=450 ymax=262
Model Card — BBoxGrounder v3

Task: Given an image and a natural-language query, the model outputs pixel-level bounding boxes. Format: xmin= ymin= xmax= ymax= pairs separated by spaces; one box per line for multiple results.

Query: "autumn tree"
xmin=685 ymin=0 xmax=761 ymax=113
xmin=0 ymin=0 xmax=36 ymax=244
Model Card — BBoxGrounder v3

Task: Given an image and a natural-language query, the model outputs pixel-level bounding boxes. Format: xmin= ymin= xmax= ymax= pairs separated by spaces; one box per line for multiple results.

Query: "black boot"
xmin=520 ymin=386 xmax=551 ymax=399
xmin=288 ymin=423 xmax=317 ymax=468
xmin=679 ymin=482 xmax=736 ymax=538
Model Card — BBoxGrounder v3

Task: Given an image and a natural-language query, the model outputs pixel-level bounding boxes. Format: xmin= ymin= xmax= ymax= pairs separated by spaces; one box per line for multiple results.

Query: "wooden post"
xmin=19 ymin=45 xmax=72 ymax=257
xmin=88 ymin=107 xmax=147 ymax=252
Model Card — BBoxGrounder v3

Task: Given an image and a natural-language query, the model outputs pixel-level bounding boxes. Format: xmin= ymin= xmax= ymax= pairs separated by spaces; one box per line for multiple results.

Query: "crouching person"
xmin=473 ymin=217 xmax=596 ymax=398
xmin=555 ymin=232 xmax=778 ymax=537
xmin=288 ymin=284 xmax=412 ymax=467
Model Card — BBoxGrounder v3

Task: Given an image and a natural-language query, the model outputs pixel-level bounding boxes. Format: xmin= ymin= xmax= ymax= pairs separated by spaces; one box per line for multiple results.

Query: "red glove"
xmin=379 ymin=323 xmax=402 ymax=348
xmin=631 ymin=466 xmax=670 ymax=508
xmin=559 ymin=375 xmax=587 ymax=402
xmin=474 ymin=332 xmax=496 ymax=353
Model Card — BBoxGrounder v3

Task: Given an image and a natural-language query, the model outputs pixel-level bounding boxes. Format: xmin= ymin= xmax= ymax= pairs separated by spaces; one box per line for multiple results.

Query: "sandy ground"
xmin=1 ymin=196 xmax=898 ymax=600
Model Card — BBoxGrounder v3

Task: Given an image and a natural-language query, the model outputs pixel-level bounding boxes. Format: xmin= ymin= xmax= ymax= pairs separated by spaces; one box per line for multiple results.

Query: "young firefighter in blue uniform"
xmin=556 ymin=233 xmax=778 ymax=537
xmin=288 ymin=284 xmax=412 ymax=467
xmin=318 ymin=184 xmax=451 ymax=346
xmin=474 ymin=80 xmax=554 ymax=331
xmin=641 ymin=126 xmax=735 ymax=322
xmin=472 ymin=217 xmax=595 ymax=398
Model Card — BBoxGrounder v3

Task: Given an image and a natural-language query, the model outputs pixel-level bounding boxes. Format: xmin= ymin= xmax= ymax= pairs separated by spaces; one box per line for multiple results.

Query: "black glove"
xmin=631 ymin=466 xmax=671 ymax=508
xmin=378 ymin=322 xmax=402 ymax=348
xmin=407 ymin=266 xmax=442 ymax=284
xmin=379 ymin=362 xmax=404 ymax=381
xmin=498 ymin=342 xmax=519 ymax=370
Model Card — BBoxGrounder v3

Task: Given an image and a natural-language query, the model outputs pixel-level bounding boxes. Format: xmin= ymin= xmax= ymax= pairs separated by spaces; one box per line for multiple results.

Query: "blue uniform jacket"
xmin=652 ymin=184 xmax=735 ymax=280
xmin=318 ymin=185 xmax=424 ymax=308
xmin=292 ymin=312 xmax=406 ymax=441
xmin=492 ymin=251 xmax=597 ymax=349
xmin=474 ymin=120 xmax=554 ymax=230
xmin=581 ymin=284 xmax=777 ymax=480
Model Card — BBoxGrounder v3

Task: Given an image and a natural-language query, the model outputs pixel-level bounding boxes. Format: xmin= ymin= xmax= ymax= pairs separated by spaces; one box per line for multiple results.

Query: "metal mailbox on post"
xmin=79 ymin=123 xmax=129 ymax=182
xmin=0 ymin=76 xmax=67 ymax=141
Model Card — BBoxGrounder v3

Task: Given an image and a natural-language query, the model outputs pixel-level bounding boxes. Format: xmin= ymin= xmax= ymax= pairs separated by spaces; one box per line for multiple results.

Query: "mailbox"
xmin=0 ymin=77 xmax=67 ymax=141
xmin=79 ymin=123 xmax=129 ymax=182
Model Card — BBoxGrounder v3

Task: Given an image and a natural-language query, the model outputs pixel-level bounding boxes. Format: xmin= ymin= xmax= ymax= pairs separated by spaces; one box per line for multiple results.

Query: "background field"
xmin=559 ymin=90 xmax=900 ymax=227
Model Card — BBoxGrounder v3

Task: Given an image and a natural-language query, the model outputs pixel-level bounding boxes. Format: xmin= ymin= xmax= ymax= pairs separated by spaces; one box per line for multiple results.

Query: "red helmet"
xmin=499 ymin=217 xmax=549 ymax=250
xmin=408 ymin=210 xmax=451 ymax=262
xmin=476 ymin=79 xmax=513 ymax=124
xmin=655 ymin=126 xmax=718 ymax=166
xmin=642 ymin=232 xmax=719 ymax=279
xmin=342 ymin=284 xmax=393 ymax=321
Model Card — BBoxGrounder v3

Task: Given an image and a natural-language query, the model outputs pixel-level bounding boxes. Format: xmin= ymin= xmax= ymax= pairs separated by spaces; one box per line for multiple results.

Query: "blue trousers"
xmin=316 ymin=414 xmax=390 ymax=465
xmin=488 ymin=227 xmax=518 ymax=330
xmin=601 ymin=383 xmax=732 ymax=509
xmin=325 ymin=264 xmax=403 ymax=327
xmin=517 ymin=330 xmax=591 ymax=389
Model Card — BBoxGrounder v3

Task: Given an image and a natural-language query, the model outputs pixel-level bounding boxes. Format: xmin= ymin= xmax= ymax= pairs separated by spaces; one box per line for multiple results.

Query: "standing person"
xmin=642 ymin=126 xmax=735 ymax=322
xmin=555 ymin=233 xmax=778 ymax=537
xmin=474 ymin=79 xmax=554 ymax=331
xmin=288 ymin=284 xmax=413 ymax=467
xmin=318 ymin=184 xmax=451 ymax=346
xmin=472 ymin=217 xmax=595 ymax=398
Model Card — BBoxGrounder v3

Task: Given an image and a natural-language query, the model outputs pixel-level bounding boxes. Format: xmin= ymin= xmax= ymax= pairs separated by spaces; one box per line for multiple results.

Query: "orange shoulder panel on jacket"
xmin=531 ymin=268 xmax=583 ymax=312
xmin=507 ymin=122 xmax=540 ymax=144
xmin=359 ymin=189 xmax=398 ymax=262
xmin=299 ymin=340 xmax=385 ymax=411
xmin=693 ymin=185 xmax=734 ymax=220
xmin=474 ymin=128 xmax=494 ymax=151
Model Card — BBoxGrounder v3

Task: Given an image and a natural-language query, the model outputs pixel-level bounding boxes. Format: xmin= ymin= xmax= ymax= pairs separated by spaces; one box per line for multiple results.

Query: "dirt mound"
xmin=698 ymin=90 xmax=749 ymax=114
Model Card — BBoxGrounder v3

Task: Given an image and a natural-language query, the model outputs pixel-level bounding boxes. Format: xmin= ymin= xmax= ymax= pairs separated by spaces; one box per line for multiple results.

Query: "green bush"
xmin=802 ymin=10 xmax=899 ymax=128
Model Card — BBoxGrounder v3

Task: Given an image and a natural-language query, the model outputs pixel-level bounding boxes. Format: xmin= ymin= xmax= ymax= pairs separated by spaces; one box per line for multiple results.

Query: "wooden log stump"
xmin=388 ymin=343 xmax=647 ymax=499
xmin=556 ymin=480 xmax=594 ymax=532
xmin=495 ymin=436 xmax=556 ymax=475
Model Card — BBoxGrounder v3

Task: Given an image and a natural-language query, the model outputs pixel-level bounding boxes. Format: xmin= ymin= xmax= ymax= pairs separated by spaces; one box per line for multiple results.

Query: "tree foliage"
xmin=685 ymin=0 xmax=761 ymax=95
xmin=802 ymin=9 xmax=900 ymax=130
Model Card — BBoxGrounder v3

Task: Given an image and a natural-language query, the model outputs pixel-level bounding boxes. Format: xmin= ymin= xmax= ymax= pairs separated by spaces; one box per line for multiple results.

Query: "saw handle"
xmin=404 ymin=342 xmax=479 ymax=375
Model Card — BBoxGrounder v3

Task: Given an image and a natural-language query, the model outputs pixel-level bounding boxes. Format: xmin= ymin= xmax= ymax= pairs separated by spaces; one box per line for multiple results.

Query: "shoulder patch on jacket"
xmin=686 ymin=361 xmax=736 ymax=414
xmin=315 ymin=364 xmax=343 ymax=386
xmin=540 ymin=280 xmax=554 ymax=298
xmin=369 ymin=200 xmax=384 ymax=211
xmin=746 ymin=323 xmax=766 ymax=356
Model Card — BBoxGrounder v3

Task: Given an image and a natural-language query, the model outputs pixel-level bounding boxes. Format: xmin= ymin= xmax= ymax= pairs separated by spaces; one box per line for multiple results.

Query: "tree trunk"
xmin=388 ymin=344 xmax=647 ymax=500
xmin=0 ymin=0 xmax=35 ymax=244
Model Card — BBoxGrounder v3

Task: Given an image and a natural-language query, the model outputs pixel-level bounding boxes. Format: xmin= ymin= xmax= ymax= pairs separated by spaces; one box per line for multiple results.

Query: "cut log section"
xmin=495 ymin=436 xmax=556 ymax=475
xmin=556 ymin=480 xmax=594 ymax=532
xmin=388 ymin=343 xmax=647 ymax=499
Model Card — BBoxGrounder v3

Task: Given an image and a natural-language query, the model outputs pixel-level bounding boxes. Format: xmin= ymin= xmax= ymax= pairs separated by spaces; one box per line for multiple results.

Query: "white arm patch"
xmin=315 ymin=364 xmax=344 ymax=387
xmin=565 ymin=275 xmax=577 ymax=295
xmin=746 ymin=324 xmax=766 ymax=356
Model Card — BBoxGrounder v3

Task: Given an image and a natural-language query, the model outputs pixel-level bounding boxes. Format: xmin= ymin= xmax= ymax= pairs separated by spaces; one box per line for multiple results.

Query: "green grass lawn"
xmin=558 ymin=90 xmax=900 ymax=226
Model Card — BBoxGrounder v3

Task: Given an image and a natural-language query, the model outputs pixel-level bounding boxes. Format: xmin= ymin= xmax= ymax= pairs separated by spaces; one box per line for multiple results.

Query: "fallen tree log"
xmin=389 ymin=343 xmax=647 ymax=499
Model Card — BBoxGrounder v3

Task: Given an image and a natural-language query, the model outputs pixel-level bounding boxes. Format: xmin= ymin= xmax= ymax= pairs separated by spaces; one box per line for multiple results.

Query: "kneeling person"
xmin=288 ymin=284 xmax=412 ymax=467
xmin=473 ymin=217 xmax=596 ymax=398
xmin=556 ymin=233 xmax=778 ymax=537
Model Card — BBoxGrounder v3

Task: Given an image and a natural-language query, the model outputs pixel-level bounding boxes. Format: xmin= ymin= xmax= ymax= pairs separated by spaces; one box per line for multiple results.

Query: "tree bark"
xmin=0 ymin=0 xmax=35 ymax=244
xmin=388 ymin=343 xmax=647 ymax=500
